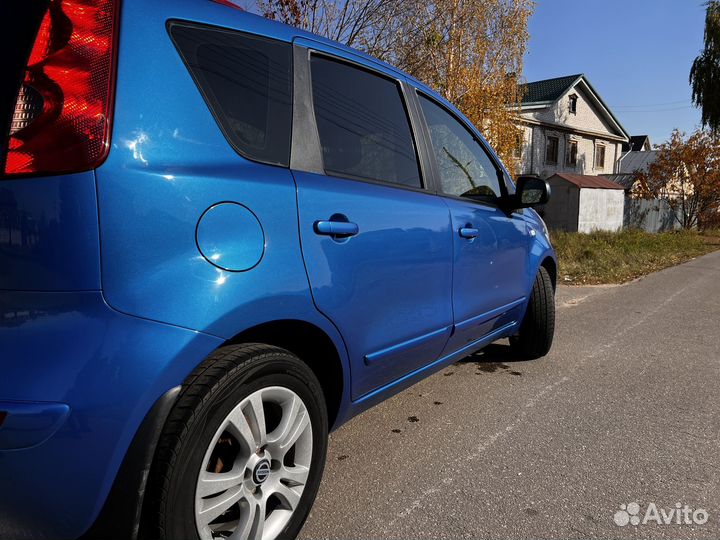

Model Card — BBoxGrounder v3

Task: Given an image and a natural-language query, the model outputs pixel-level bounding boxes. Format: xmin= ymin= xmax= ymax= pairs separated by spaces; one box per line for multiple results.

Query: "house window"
xmin=566 ymin=140 xmax=577 ymax=166
xmin=595 ymin=144 xmax=606 ymax=169
xmin=545 ymin=135 xmax=559 ymax=164
xmin=569 ymin=94 xmax=578 ymax=114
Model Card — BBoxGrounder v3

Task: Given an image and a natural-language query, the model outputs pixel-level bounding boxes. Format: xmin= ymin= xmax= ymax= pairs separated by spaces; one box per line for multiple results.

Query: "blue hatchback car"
xmin=0 ymin=0 xmax=556 ymax=538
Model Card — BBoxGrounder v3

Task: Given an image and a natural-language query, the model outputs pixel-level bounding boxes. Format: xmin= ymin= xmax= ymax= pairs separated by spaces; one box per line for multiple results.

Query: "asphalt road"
xmin=299 ymin=250 xmax=720 ymax=539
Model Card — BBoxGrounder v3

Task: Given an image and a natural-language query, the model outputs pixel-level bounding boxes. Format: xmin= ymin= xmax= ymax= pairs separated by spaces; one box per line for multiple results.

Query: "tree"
xmin=635 ymin=129 xmax=720 ymax=229
xmin=258 ymin=0 xmax=534 ymax=166
xmin=690 ymin=1 xmax=720 ymax=132
xmin=389 ymin=0 xmax=533 ymax=168
xmin=258 ymin=0 xmax=408 ymax=49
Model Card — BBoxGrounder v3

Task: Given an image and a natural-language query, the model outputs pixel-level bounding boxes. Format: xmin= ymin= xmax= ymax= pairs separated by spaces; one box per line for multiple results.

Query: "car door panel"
xmin=414 ymin=92 xmax=530 ymax=354
xmin=294 ymin=171 xmax=453 ymax=400
xmin=291 ymin=46 xmax=454 ymax=401
xmin=441 ymin=200 xmax=528 ymax=353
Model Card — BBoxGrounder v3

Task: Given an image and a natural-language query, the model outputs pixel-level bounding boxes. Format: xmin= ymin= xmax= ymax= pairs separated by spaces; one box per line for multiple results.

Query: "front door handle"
xmin=314 ymin=220 xmax=359 ymax=237
xmin=459 ymin=227 xmax=479 ymax=239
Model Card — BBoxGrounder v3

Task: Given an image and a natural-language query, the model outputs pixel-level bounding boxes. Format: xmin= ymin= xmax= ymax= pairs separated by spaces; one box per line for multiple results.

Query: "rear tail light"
xmin=211 ymin=0 xmax=245 ymax=10
xmin=3 ymin=0 xmax=119 ymax=177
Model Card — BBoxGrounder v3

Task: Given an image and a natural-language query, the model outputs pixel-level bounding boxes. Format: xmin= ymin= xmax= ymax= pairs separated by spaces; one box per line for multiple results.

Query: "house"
xmin=617 ymin=137 xmax=656 ymax=190
xmin=604 ymin=149 xmax=659 ymax=195
xmin=622 ymin=134 xmax=652 ymax=152
xmin=542 ymin=173 xmax=625 ymax=233
xmin=516 ymin=74 xmax=631 ymax=178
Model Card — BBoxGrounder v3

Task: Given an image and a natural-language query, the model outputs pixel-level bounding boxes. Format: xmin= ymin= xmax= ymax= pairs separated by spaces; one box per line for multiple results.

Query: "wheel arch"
xmin=222 ymin=319 xmax=346 ymax=429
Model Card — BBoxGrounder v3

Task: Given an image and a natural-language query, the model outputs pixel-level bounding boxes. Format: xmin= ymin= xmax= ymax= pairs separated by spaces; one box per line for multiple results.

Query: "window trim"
xmin=167 ymin=20 xmax=294 ymax=168
xmin=595 ymin=142 xmax=606 ymax=170
xmin=290 ymin=44 xmax=324 ymax=174
xmin=569 ymin=94 xmax=578 ymax=115
xmin=413 ymin=90 xmax=509 ymax=207
xmin=566 ymin=139 xmax=578 ymax=166
xmin=306 ymin=50 xmax=428 ymax=193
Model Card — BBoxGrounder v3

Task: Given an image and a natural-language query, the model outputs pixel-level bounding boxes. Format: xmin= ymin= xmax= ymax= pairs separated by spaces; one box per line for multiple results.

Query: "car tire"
xmin=510 ymin=266 xmax=555 ymax=359
xmin=142 ymin=343 xmax=328 ymax=540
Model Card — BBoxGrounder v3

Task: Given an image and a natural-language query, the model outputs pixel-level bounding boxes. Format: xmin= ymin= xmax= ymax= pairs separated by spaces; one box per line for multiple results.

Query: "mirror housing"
xmin=507 ymin=175 xmax=551 ymax=210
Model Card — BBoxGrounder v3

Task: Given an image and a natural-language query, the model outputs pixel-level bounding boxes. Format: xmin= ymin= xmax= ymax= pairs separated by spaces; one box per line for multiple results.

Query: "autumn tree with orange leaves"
xmin=635 ymin=129 xmax=720 ymax=229
xmin=259 ymin=0 xmax=534 ymax=167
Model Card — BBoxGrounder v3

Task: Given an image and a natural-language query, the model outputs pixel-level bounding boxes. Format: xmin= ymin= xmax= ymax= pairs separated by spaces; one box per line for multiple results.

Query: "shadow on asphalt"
xmin=456 ymin=343 xmax=527 ymax=375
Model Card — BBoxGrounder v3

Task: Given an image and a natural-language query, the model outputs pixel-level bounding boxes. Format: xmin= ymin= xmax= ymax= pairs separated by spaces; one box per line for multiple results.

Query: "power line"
xmin=618 ymin=106 xmax=696 ymax=113
xmin=611 ymin=100 xmax=690 ymax=109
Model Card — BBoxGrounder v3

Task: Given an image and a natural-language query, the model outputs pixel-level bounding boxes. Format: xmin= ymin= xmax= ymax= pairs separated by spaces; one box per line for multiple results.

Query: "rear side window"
xmin=170 ymin=23 xmax=292 ymax=167
xmin=310 ymin=56 xmax=422 ymax=188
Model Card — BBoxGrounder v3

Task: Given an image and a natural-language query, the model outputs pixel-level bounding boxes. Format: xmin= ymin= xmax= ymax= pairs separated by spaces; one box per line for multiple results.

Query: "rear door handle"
xmin=459 ymin=227 xmax=479 ymax=239
xmin=314 ymin=220 xmax=359 ymax=237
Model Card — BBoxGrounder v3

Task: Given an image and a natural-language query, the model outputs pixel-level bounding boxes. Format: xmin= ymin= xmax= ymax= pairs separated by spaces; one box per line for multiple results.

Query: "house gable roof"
xmin=520 ymin=74 xmax=583 ymax=105
xmin=519 ymin=74 xmax=630 ymax=142
xmin=622 ymin=135 xmax=652 ymax=152
xmin=618 ymin=150 xmax=658 ymax=174
xmin=550 ymin=173 xmax=625 ymax=190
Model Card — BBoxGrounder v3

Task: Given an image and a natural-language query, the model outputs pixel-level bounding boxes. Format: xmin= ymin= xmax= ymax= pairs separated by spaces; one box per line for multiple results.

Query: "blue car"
xmin=0 ymin=0 xmax=556 ymax=538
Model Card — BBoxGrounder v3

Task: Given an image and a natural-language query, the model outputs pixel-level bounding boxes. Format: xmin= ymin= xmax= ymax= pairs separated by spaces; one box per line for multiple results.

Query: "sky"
xmin=523 ymin=0 xmax=706 ymax=145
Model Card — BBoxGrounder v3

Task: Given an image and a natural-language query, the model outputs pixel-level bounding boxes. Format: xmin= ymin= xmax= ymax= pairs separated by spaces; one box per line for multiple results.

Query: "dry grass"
xmin=551 ymin=229 xmax=720 ymax=285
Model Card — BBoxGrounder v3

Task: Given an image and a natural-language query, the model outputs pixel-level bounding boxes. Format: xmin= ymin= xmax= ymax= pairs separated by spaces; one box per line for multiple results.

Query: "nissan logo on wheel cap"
xmin=253 ymin=459 xmax=271 ymax=484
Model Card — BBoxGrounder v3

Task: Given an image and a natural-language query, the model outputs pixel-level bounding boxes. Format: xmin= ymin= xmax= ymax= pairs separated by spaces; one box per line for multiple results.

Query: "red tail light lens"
xmin=4 ymin=0 xmax=119 ymax=177
xmin=211 ymin=0 xmax=245 ymax=10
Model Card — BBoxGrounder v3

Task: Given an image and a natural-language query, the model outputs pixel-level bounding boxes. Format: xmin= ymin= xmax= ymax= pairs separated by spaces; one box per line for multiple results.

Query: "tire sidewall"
xmin=511 ymin=267 xmax=555 ymax=358
xmin=162 ymin=353 xmax=328 ymax=540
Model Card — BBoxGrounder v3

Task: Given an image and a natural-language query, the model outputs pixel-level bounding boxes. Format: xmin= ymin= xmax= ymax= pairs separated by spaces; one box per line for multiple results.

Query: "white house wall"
xmin=517 ymin=120 xmax=622 ymax=177
xmin=550 ymin=85 xmax=617 ymax=136
xmin=577 ymin=188 xmax=624 ymax=233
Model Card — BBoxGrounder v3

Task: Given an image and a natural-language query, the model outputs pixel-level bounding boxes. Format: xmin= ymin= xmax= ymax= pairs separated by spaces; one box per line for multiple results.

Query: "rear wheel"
xmin=510 ymin=266 xmax=555 ymax=359
xmin=143 ymin=344 xmax=328 ymax=540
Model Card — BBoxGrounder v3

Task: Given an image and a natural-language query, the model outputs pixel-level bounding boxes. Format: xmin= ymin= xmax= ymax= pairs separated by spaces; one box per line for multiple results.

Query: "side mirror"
xmin=512 ymin=175 xmax=551 ymax=209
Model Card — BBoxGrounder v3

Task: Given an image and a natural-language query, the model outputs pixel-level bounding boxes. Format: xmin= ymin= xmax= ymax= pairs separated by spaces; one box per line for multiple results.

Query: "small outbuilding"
xmin=543 ymin=173 xmax=625 ymax=233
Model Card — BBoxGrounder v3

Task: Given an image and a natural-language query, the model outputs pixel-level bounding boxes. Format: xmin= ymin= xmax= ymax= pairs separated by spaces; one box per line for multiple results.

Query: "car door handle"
xmin=459 ymin=227 xmax=479 ymax=239
xmin=314 ymin=220 xmax=359 ymax=237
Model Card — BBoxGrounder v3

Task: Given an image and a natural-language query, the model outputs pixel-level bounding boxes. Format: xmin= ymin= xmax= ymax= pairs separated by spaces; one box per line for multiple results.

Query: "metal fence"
xmin=624 ymin=198 xmax=682 ymax=232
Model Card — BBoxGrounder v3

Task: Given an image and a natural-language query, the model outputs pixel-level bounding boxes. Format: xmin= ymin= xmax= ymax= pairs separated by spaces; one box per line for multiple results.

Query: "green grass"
xmin=551 ymin=229 xmax=720 ymax=285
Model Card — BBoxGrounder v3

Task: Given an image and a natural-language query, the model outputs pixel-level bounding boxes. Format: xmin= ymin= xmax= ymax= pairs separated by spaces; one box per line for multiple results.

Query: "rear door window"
xmin=170 ymin=22 xmax=293 ymax=167
xmin=310 ymin=55 xmax=422 ymax=189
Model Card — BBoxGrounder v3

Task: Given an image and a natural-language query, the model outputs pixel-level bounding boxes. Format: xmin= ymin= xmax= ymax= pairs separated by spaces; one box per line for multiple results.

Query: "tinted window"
xmin=170 ymin=23 xmax=292 ymax=166
xmin=418 ymin=95 xmax=501 ymax=200
xmin=310 ymin=56 xmax=421 ymax=188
